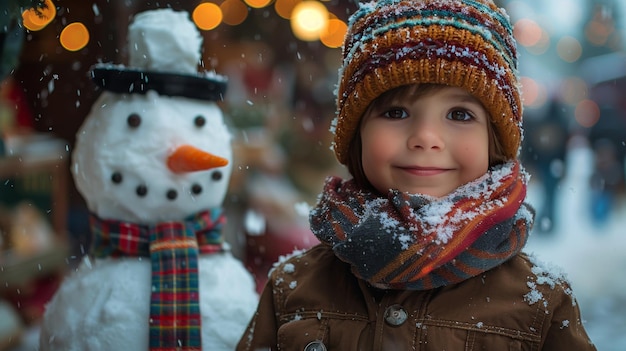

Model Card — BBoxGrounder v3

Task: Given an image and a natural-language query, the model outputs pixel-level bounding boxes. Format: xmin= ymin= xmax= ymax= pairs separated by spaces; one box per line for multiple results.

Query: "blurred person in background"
xmin=521 ymin=97 xmax=570 ymax=233
xmin=586 ymin=79 xmax=626 ymax=226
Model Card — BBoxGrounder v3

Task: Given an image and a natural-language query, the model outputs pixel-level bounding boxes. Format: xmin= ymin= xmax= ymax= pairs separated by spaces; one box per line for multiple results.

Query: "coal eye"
xmin=111 ymin=172 xmax=123 ymax=184
xmin=127 ymin=113 xmax=141 ymax=128
xmin=166 ymin=189 xmax=178 ymax=200
xmin=136 ymin=185 xmax=148 ymax=197
xmin=191 ymin=184 xmax=203 ymax=195
xmin=194 ymin=115 xmax=206 ymax=127
xmin=211 ymin=171 xmax=222 ymax=181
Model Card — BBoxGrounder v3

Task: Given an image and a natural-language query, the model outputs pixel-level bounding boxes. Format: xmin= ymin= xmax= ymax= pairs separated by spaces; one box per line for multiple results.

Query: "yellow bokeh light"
xmin=290 ymin=1 xmax=328 ymax=41
xmin=320 ymin=18 xmax=347 ymax=48
xmin=221 ymin=0 xmax=248 ymax=26
xmin=193 ymin=2 xmax=223 ymax=31
xmin=244 ymin=0 xmax=272 ymax=9
xmin=275 ymin=0 xmax=301 ymax=19
xmin=556 ymin=36 xmax=582 ymax=63
xmin=22 ymin=0 xmax=56 ymax=31
xmin=60 ymin=22 xmax=89 ymax=51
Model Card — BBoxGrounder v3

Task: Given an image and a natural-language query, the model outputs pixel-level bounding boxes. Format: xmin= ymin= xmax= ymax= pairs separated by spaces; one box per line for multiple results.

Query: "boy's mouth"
xmin=399 ymin=166 xmax=451 ymax=176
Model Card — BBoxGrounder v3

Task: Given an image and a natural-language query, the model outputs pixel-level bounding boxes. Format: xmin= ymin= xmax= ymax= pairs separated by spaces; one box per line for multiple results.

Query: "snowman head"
xmin=73 ymin=9 xmax=234 ymax=224
xmin=73 ymin=90 xmax=233 ymax=224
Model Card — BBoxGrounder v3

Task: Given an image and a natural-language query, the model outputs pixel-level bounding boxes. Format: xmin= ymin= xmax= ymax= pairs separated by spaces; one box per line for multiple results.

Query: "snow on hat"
xmin=332 ymin=0 xmax=523 ymax=165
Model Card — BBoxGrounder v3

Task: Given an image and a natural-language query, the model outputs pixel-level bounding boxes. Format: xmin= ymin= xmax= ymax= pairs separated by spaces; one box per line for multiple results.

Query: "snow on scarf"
xmin=310 ymin=161 xmax=534 ymax=290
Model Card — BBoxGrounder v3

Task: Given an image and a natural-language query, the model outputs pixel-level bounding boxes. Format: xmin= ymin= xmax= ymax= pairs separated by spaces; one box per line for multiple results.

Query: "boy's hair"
xmin=346 ymin=84 xmax=507 ymax=190
xmin=332 ymin=0 xmax=522 ymax=167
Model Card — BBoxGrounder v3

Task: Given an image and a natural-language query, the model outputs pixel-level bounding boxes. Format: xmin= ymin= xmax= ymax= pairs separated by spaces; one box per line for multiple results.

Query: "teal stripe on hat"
xmin=346 ymin=2 xmax=516 ymax=71
xmin=370 ymin=15 xmax=516 ymax=69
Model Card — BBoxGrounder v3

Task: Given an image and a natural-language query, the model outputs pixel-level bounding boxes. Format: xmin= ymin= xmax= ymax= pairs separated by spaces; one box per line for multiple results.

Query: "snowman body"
xmin=40 ymin=89 xmax=258 ymax=350
xmin=40 ymin=255 xmax=256 ymax=350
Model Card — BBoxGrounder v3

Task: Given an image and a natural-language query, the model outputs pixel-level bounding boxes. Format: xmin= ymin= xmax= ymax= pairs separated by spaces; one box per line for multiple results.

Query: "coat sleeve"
xmin=236 ymin=275 xmax=280 ymax=351
xmin=541 ymin=281 xmax=597 ymax=351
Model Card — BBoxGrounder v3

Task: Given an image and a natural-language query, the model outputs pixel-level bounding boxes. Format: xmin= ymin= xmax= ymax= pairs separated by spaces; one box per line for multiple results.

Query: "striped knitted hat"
xmin=332 ymin=0 xmax=522 ymax=165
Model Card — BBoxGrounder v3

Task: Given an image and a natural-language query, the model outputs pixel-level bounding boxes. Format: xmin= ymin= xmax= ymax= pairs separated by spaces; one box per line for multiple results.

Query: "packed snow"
xmin=127 ymin=8 xmax=202 ymax=74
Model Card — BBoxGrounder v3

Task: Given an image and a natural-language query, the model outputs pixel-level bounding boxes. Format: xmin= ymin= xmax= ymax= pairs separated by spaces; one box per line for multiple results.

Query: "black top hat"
xmin=90 ymin=64 xmax=228 ymax=101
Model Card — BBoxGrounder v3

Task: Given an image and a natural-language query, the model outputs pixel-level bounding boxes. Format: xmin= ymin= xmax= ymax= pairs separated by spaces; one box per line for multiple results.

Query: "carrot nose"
xmin=167 ymin=144 xmax=229 ymax=173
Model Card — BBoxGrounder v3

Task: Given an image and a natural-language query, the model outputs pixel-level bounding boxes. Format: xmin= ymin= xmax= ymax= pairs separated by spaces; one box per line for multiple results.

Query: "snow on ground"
xmin=525 ymin=143 xmax=626 ymax=351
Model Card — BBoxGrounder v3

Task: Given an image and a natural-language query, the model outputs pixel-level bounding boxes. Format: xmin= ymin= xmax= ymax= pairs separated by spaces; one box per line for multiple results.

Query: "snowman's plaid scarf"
xmin=90 ymin=209 xmax=226 ymax=351
xmin=310 ymin=161 xmax=534 ymax=290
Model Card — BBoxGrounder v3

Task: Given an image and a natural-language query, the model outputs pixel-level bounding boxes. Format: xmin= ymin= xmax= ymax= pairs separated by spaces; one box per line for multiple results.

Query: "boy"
xmin=237 ymin=1 xmax=597 ymax=350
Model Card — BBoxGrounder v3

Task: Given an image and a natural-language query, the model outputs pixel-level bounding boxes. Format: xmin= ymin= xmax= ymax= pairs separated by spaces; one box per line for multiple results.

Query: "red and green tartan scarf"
xmin=310 ymin=161 xmax=534 ymax=290
xmin=90 ymin=209 xmax=226 ymax=351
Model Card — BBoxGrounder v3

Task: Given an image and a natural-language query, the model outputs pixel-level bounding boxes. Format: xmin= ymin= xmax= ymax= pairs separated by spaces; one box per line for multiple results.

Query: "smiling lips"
xmin=399 ymin=166 xmax=451 ymax=176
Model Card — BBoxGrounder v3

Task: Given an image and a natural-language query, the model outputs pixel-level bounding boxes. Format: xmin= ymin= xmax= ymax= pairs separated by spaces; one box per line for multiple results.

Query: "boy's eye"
xmin=382 ymin=108 xmax=408 ymax=119
xmin=447 ymin=109 xmax=473 ymax=121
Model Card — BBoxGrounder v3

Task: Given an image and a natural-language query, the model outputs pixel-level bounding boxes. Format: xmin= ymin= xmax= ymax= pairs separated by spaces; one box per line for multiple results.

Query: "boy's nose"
xmin=407 ymin=119 xmax=445 ymax=150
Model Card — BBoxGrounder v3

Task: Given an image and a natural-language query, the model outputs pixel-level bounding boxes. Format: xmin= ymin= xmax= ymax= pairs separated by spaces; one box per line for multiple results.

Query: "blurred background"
xmin=0 ymin=0 xmax=625 ymax=350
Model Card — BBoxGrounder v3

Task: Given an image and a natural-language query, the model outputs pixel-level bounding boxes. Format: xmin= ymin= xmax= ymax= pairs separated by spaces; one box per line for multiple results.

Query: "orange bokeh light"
xmin=320 ymin=18 xmax=347 ymax=48
xmin=244 ymin=0 xmax=272 ymax=9
xmin=514 ymin=18 xmax=542 ymax=47
xmin=557 ymin=36 xmax=583 ymax=63
xmin=575 ymin=99 xmax=600 ymax=128
xmin=275 ymin=0 xmax=301 ymax=19
xmin=59 ymin=22 xmax=89 ymax=51
xmin=22 ymin=0 xmax=56 ymax=31
xmin=193 ymin=2 xmax=223 ymax=30
xmin=221 ymin=0 xmax=248 ymax=26
xmin=520 ymin=76 xmax=547 ymax=108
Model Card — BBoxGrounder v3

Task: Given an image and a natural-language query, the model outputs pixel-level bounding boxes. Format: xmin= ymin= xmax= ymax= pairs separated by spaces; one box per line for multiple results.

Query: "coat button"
xmin=304 ymin=340 xmax=327 ymax=351
xmin=384 ymin=304 xmax=408 ymax=326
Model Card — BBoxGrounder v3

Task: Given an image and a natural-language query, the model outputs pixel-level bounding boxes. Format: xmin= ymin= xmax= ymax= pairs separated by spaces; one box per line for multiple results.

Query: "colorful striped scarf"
xmin=310 ymin=161 xmax=534 ymax=290
xmin=90 ymin=209 xmax=226 ymax=351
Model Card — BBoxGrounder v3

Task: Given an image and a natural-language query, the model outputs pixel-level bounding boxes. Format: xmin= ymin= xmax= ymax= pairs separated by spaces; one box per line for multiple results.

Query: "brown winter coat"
xmin=237 ymin=244 xmax=596 ymax=351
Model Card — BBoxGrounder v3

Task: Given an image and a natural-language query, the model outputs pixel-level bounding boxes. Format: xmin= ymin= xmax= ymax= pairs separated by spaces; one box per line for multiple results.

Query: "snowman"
xmin=39 ymin=9 xmax=258 ymax=351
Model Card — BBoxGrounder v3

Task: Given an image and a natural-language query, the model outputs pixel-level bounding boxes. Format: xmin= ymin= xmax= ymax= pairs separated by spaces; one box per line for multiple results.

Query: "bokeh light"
xmin=59 ymin=22 xmax=89 ymax=51
xmin=275 ymin=0 xmax=301 ymax=19
xmin=320 ymin=18 xmax=347 ymax=48
xmin=556 ymin=36 xmax=583 ymax=63
xmin=559 ymin=77 xmax=588 ymax=106
xmin=520 ymin=76 xmax=548 ymax=108
xmin=221 ymin=0 xmax=248 ymax=26
xmin=192 ymin=2 xmax=223 ymax=30
xmin=525 ymin=28 xmax=551 ymax=56
xmin=244 ymin=0 xmax=272 ymax=9
xmin=574 ymin=99 xmax=600 ymax=128
xmin=514 ymin=18 xmax=542 ymax=47
xmin=585 ymin=6 xmax=615 ymax=46
xmin=22 ymin=0 xmax=56 ymax=31
xmin=290 ymin=1 xmax=328 ymax=42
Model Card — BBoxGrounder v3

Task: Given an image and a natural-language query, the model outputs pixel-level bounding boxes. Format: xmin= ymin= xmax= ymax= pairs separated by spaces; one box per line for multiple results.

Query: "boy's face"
xmin=360 ymin=86 xmax=490 ymax=197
